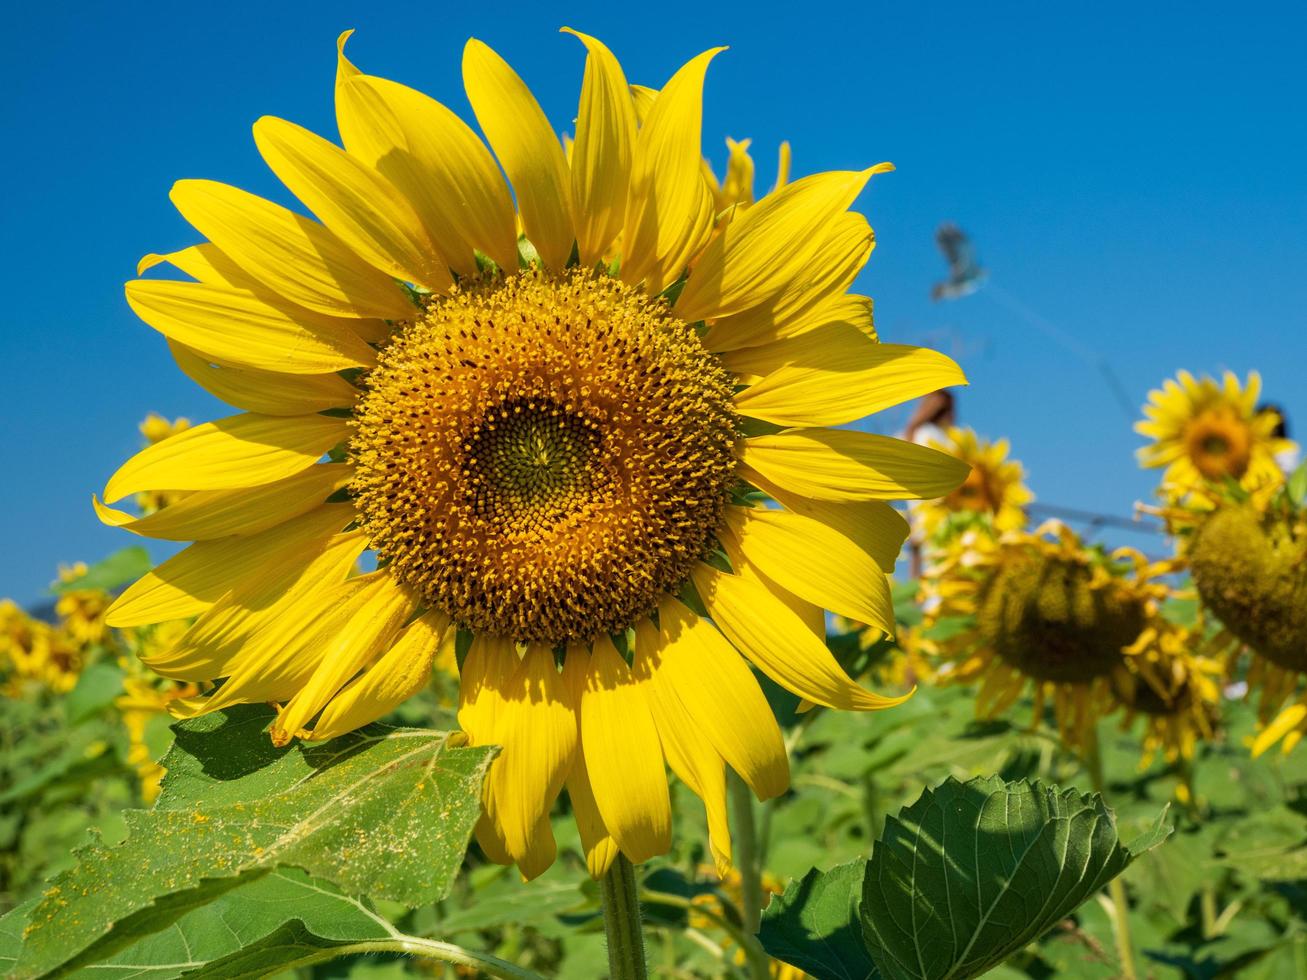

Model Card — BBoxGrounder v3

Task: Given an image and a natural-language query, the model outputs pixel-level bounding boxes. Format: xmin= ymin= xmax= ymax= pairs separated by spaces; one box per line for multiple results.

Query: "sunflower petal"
xmin=677 ymin=166 xmax=890 ymax=322
xmin=745 ymin=470 xmax=909 ymax=573
xmin=126 ymin=279 xmax=377 ymax=375
xmin=579 ymin=635 xmax=670 ymax=863
xmin=634 ymin=618 xmax=732 ymax=875
xmin=654 ymin=598 xmax=788 ymax=800
xmin=170 ymin=179 xmax=413 ymax=320
xmin=335 ymin=34 xmax=518 ymax=276
xmin=565 ymin=744 xmax=619 ymax=878
xmin=463 ymin=39 xmax=574 ymax=270
xmin=734 ymin=338 xmax=967 ymax=427
xmin=740 ymin=428 xmax=971 ymax=502
xmin=621 ymin=48 xmax=723 ymax=293
xmin=92 ymin=464 xmax=351 ymax=541
xmin=488 ymin=646 xmax=578 ymax=878
xmin=720 ymin=505 xmax=895 ymax=634
xmin=252 ymin=116 xmax=449 ymax=291
xmin=562 ymin=28 xmax=637 ymax=265
xmin=105 ymin=504 xmax=352 ymax=628
xmin=169 ymin=341 xmax=359 ymax=416
xmin=692 ymin=564 xmax=910 ymax=711
xmin=104 ymin=413 xmax=348 ymax=504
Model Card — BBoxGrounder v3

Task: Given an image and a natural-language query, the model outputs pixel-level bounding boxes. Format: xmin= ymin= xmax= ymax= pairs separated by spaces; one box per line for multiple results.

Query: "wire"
xmin=1027 ymin=502 xmax=1163 ymax=535
xmin=984 ymin=283 xmax=1137 ymax=421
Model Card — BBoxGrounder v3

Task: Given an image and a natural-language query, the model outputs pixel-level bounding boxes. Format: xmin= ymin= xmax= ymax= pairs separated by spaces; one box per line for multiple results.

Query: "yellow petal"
xmin=621 ymin=48 xmax=723 ymax=293
xmin=335 ymin=34 xmax=518 ymax=276
xmin=718 ymin=297 xmax=874 ymax=378
xmin=565 ymin=740 xmax=619 ymax=879
xmin=93 ymin=464 xmax=351 ymax=541
xmin=704 ymin=212 xmax=873 ymax=352
xmin=463 ymin=39 xmax=574 ymax=270
xmin=458 ymin=633 xmax=519 ymax=747
xmin=143 ymin=531 xmax=366 ymax=680
xmin=139 ymin=243 xmax=391 ymax=344
xmin=733 ymin=337 xmax=967 ymax=427
xmin=170 ymin=179 xmax=414 ymax=319
xmin=105 ymin=504 xmax=351 ymax=628
xmin=745 ymin=470 xmax=909 ymax=573
xmin=104 ymin=412 xmax=348 ymax=504
xmin=634 ymin=618 xmax=732 ymax=875
xmin=677 ymin=166 xmax=889 ymax=322
xmin=654 ymin=598 xmax=788 ymax=800
xmin=301 ymin=611 xmax=453 ymax=741
xmin=720 ymin=505 xmax=894 ymax=634
xmin=253 ymin=115 xmax=449 ymax=291
xmin=740 ymin=428 xmax=971 ymax=502
xmin=169 ymin=341 xmax=359 ymax=416
xmin=126 ymin=279 xmax=377 ymax=375
xmin=579 ymin=635 xmax=671 ymax=863
xmin=693 ymin=563 xmax=909 ymax=712
xmin=487 ymin=646 xmax=578 ymax=878
xmin=272 ymin=572 xmax=420 ymax=742
xmin=562 ymin=28 xmax=636 ymax=265
xmin=629 ymin=84 xmax=658 ymax=125
xmin=1253 ymin=703 xmax=1307 ymax=758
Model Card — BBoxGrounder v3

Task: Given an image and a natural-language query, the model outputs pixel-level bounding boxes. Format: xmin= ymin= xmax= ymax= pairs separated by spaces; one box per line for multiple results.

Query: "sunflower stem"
xmin=1083 ymin=726 xmax=1138 ymax=980
xmin=600 ymin=853 xmax=649 ymax=980
xmin=729 ymin=770 xmax=765 ymax=936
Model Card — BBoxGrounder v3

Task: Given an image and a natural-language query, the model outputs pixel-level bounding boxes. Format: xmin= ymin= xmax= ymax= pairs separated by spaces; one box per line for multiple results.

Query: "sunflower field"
xmin=4 ymin=20 xmax=1307 ymax=980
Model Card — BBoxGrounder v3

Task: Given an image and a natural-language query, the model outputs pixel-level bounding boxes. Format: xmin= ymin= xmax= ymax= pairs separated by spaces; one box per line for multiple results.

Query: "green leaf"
xmin=761 ymin=776 xmax=1170 ymax=980
xmin=860 ymin=776 xmax=1170 ymax=980
xmin=64 ymin=661 xmax=126 ymax=724
xmin=50 ymin=547 xmax=152 ymax=595
xmin=2 ymin=869 xmax=391 ymax=980
xmin=758 ymin=860 xmax=880 ymax=980
xmin=1288 ymin=461 xmax=1307 ymax=508
xmin=14 ymin=705 xmax=495 ymax=979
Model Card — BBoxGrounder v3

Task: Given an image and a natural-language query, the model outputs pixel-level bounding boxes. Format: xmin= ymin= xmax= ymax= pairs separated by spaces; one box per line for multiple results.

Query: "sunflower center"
xmin=1184 ymin=410 xmax=1252 ymax=479
xmin=349 ymin=269 xmax=739 ymax=644
xmin=976 ymin=552 xmax=1146 ymax=684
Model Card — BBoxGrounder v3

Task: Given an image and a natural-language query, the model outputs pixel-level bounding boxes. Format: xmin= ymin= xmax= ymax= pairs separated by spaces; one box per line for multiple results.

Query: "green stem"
xmin=729 ymin=770 xmax=765 ymax=936
xmin=1083 ymin=726 xmax=1138 ymax=980
xmin=600 ymin=853 xmax=649 ymax=980
xmin=268 ymin=936 xmax=542 ymax=979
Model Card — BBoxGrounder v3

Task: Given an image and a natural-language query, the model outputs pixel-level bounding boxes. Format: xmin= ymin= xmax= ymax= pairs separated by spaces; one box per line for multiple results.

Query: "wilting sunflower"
xmin=96 ymin=29 xmax=969 ymax=881
xmin=924 ymin=522 xmax=1174 ymax=749
xmin=1184 ymin=501 xmax=1307 ymax=756
xmin=1111 ymin=618 xmax=1220 ymax=775
xmin=915 ymin=427 xmax=1031 ymax=541
xmin=1136 ymin=370 xmax=1294 ymax=503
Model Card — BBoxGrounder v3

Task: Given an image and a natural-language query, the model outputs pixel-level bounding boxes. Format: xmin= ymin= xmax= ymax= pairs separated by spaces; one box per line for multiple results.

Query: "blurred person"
xmin=1257 ymin=401 xmax=1301 ymax=476
xmin=903 ymin=390 xmax=958 ymax=578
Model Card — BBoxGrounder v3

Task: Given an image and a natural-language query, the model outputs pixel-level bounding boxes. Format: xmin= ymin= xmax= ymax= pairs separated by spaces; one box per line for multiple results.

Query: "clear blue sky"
xmin=3 ymin=1 xmax=1305 ymax=603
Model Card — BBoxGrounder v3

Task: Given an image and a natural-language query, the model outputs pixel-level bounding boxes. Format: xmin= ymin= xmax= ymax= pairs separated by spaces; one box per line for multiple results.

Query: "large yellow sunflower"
xmin=1136 ymin=370 xmax=1294 ymax=502
xmin=916 ymin=426 xmax=1031 ymax=540
xmin=95 ymin=29 xmax=969 ymax=881
xmin=924 ymin=522 xmax=1174 ymax=749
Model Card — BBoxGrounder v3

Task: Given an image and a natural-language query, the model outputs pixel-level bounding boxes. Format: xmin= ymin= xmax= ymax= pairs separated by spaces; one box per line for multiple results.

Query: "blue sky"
xmin=2 ymin=1 xmax=1305 ymax=603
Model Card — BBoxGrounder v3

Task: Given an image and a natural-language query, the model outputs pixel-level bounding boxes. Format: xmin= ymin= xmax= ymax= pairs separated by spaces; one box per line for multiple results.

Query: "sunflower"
xmin=1111 ymin=618 xmax=1221 ymax=774
xmin=924 ymin=522 xmax=1173 ymax=749
xmin=0 ymin=600 xmax=82 ymax=696
xmin=1136 ymin=370 xmax=1294 ymax=504
xmin=96 ymin=29 xmax=969 ymax=881
xmin=915 ymin=427 xmax=1031 ymax=541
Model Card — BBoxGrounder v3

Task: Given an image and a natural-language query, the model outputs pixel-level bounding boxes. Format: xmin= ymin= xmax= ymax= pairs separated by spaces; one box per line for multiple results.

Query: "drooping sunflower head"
xmin=1136 ymin=370 xmax=1294 ymax=502
xmin=917 ymin=427 xmax=1032 ymax=541
xmin=926 ymin=522 xmax=1171 ymax=748
xmin=96 ymin=29 xmax=971 ymax=881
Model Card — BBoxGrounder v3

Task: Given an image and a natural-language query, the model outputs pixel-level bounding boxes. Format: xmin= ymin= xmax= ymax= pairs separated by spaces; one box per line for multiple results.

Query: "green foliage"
xmin=11 ymin=706 xmax=495 ymax=978
xmin=49 ymin=547 xmax=152 ymax=595
xmin=759 ymin=776 xmax=1169 ymax=980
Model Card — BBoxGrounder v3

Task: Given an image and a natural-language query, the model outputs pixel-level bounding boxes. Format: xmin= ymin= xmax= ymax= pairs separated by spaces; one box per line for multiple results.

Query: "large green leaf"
xmin=862 ymin=776 xmax=1169 ymax=980
xmin=14 ymin=705 xmax=495 ymax=979
xmin=758 ymin=860 xmax=879 ymax=980
xmin=761 ymin=776 xmax=1169 ymax=980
